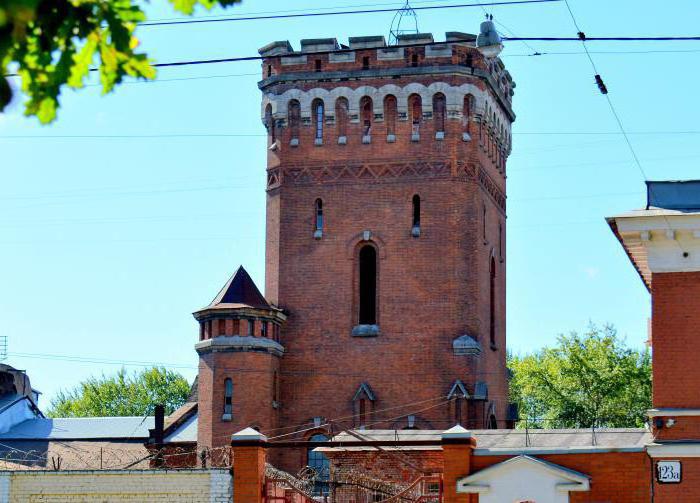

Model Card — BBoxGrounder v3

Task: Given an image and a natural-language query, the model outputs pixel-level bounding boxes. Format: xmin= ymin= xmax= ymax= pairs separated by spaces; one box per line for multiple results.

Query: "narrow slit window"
xmin=412 ymin=195 xmax=420 ymax=230
xmin=360 ymin=96 xmax=373 ymax=136
xmin=463 ymin=94 xmax=474 ymax=135
xmin=358 ymin=245 xmax=377 ymax=325
xmin=264 ymin=104 xmax=276 ymax=144
xmin=384 ymin=95 xmax=397 ymax=137
xmin=224 ymin=378 xmax=233 ymax=416
xmin=315 ymin=199 xmax=324 ymax=233
xmin=411 ymin=53 xmax=418 ymax=67
xmin=248 ymin=319 xmax=255 ymax=336
xmin=218 ymin=319 xmax=226 ymax=336
xmin=288 ymin=100 xmax=301 ymax=141
xmin=359 ymin=398 xmax=367 ymax=426
xmin=409 ymin=94 xmax=422 ymax=137
xmin=266 ymin=64 xmax=272 ymax=78
xmin=261 ymin=321 xmax=268 ymax=338
xmin=313 ymin=99 xmax=324 ymax=141
xmin=433 ymin=93 xmax=446 ymax=133
xmin=273 ymin=371 xmax=279 ymax=403
xmin=336 ymin=97 xmax=349 ymax=138
xmin=315 ymin=59 xmax=322 ymax=72
xmin=199 ymin=322 xmax=205 ymax=341
xmin=455 ymin=397 xmax=464 ymax=425
xmin=362 ymin=56 xmax=370 ymax=70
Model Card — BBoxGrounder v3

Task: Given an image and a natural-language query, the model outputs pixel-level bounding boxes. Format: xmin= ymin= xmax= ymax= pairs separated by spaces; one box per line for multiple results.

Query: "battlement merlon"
xmin=257 ymin=33 xmax=515 ymax=121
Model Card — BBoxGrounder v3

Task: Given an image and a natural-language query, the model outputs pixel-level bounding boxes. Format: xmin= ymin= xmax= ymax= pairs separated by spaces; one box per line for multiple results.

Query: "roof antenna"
xmin=389 ymin=0 xmax=419 ymax=46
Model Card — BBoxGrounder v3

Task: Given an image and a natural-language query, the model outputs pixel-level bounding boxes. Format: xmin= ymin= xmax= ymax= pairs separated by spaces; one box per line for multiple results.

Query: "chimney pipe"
xmin=154 ymin=404 xmax=165 ymax=445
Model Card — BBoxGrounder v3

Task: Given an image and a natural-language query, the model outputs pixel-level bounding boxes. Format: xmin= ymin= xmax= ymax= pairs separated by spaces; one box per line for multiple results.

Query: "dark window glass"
xmin=411 ymin=53 xmax=418 ymax=67
xmin=307 ymin=434 xmax=330 ymax=494
xmin=224 ymin=378 xmax=233 ymax=415
xmin=412 ymin=195 xmax=420 ymax=228
xmin=315 ymin=199 xmax=323 ymax=231
xmin=261 ymin=321 xmax=268 ymax=338
xmin=362 ymin=56 xmax=370 ymax=70
xmin=315 ymin=59 xmax=322 ymax=72
xmin=359 ymin=246 xmax=377 ymax=324
xmin=313 ymin=99 xmax=324 ymax=140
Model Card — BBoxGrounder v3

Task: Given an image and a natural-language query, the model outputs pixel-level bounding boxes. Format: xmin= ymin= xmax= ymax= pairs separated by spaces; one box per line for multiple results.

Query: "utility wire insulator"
xmin=578 ymin=31 xmax=586 ymax=41
xmin=595 ymin=74 xmax=608 ymax=94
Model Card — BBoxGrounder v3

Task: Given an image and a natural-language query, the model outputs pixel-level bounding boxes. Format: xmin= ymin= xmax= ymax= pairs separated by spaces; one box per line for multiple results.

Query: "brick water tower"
xmin=195 ymin=25 xmax=517 ymax=461
xmin=259 ymin=28 xmax=516 ymax=435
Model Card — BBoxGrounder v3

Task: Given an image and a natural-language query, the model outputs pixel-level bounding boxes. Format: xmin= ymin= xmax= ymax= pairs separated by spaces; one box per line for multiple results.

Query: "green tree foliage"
xmin=508 ymin=324 xmax=651 ymax=429
xmin=0 ymin=0 xmax=240 ymax=123
xmin=48 ymin=367 xmax=191 ymax=418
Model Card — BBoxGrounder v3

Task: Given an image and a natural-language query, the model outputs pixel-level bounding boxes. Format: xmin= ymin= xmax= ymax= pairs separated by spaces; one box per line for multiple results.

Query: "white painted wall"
xmin=475 ymin=462 xmax=570 ymax=503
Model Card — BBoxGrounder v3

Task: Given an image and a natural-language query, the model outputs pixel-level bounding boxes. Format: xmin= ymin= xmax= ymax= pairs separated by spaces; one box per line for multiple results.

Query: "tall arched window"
xmin=455 ymin=397 xmax=464 ymax=425
xmin=335 ymin=97 xmax=349 ymax=141
xmin=307 ymin=434 xmax=330 ymax=494
xmin=273 ymin=371 xmax=279 ymax=404
xmin=489 ymin=256 xmax=496 ymax=348
xmin=412 ymin=194 xmax=420 ymax=237
xmin=360 ymin=96 xmax=373 ymax=138
xmin=383 ymin=95 xmax=397 ymax=139
xmin=223 ymin=378 xmax=233 ymax=419
xmin=288 ymin=99 xmax=301 ymax=143
xmin=409 ymin=94 xmax=422 ymax=140
xmin=433 ymin=93 xmax=446 ymax=136
xmin=314 ymin=198 xmax=323 ymax=239
xmin=358 ymin=245 xmax=377 ymax=325
xmin=264 ymin=104 xmax=276 ymax=144
xmin=312 ymin=99 xmax=324 ymax=142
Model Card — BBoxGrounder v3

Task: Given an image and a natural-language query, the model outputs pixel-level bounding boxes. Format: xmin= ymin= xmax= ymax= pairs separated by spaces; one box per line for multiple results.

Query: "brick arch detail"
xmin=345 ymin=233 xmax=387 ymax=260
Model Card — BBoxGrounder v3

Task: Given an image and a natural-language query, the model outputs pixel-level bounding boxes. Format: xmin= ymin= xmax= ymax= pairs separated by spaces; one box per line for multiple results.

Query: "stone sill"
xmin=351 ymin=324 xmax=380 ymax=337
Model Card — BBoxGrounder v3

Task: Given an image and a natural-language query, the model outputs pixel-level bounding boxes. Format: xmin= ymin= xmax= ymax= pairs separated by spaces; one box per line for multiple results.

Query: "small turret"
xmin=194 ymin=266 xmax=286 ymax=461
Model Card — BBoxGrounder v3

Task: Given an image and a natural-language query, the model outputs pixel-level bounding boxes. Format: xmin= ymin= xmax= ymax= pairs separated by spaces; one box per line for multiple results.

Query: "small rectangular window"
xmin=224 ymin=378 xmax=233 ymax=416
xmin=315 ymin=59 xmax=322 ymax=72
xmin=362 ymin=56 xmax=370 ymax=70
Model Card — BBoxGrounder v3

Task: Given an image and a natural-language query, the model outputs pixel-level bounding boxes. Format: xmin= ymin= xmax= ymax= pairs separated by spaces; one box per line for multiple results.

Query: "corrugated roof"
xmin=0 ymin=416 xmax=155 ymax=440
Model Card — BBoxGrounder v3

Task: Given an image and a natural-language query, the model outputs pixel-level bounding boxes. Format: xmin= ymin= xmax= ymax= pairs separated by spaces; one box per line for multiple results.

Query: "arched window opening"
xmin=335 ymin=97 xmax=349 ymax=142
xmin=314 ymin=199 xmax=323 ymax=239
xmin=488 ymin=414 xmax=498 ymax=429
xmin=383 ymin=95 xmax=397 ymax=140
xmin=288 ymin=100 xmax=301 ymax=144
xmin=264 ymin=104 xmax=276 ymax=144
xmin=223 ymin=378 xmax=233 ymax=419
xmin=412 ymin=194 xmax=421 ymax=237
xmin=433 ymin=93 xmax=446 ymax=137
xmin=312 ymin=99 xmax=324 ymax=143
xmin=360 ymin=96 xmax=373 ymax=139
xmin=409 ymin=94 xmax=422 ymax=140
xmin=489 ymin=256 xmax=496 ymax=348
xmin=463 ymin=94 xmax=474 ymax=139
xmin=307 ymin=434 xmax=330 ymax=495
xmin=358 ymin=245 xmax=377 ymax=325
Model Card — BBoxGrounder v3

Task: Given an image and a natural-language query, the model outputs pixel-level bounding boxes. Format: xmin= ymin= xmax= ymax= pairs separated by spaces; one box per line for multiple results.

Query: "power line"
xmin=140 ymin=0 xmax=561 ymax=27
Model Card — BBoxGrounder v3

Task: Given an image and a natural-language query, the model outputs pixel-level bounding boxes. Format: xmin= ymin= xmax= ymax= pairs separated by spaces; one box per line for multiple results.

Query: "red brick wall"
xmin=263 ymin=43 xmax=510 ymax=438
xmin=653 ymin=457 xmax=700 ymax=502
xmin=471 ymin=452 xmax=651 ymax=502
xmin=651 ymin=271 xmax=700 ymax=411
xmin=197 ymin=351 xmax=280 ymax=452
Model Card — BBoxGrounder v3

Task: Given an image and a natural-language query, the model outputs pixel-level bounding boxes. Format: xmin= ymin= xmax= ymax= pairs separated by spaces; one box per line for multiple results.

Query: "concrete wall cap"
xmin=232 ymin=427 xmax=268 ymax=442
xmin=442 ymin=424 xmax=473 ymax=439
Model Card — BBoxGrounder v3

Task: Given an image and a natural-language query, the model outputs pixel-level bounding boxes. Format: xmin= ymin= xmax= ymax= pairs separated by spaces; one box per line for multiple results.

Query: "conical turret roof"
xmin=205 ymin=266 xmax=270 ymax=310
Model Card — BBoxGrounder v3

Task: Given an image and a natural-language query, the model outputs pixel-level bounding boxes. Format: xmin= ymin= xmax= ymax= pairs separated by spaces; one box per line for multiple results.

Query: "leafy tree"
xmin=0 ymin=0 xmax=240 ymax=123
xmin=508 ymin=324 xmax=651 ymax=429
xmin=48 ymin=366 xmax=191 ymax=417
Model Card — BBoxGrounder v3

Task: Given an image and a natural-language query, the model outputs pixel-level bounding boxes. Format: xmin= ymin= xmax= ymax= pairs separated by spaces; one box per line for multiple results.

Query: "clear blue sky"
xmin=2 ymin=0 xmax=699 ymax=407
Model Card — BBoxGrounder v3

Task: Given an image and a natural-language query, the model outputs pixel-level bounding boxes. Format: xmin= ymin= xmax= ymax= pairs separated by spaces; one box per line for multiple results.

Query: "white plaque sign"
xmin=657 ymin=461 xmax=681 ymax=483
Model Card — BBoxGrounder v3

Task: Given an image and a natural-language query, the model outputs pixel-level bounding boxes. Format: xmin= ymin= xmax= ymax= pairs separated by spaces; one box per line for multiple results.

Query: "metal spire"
xmin=388 ymin=1 xmax=419 ymax=46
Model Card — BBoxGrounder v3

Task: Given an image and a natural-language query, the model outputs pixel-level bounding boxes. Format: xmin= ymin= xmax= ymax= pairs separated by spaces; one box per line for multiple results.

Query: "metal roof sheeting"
xmin=0 ymin=416 xmax=155 ymax=440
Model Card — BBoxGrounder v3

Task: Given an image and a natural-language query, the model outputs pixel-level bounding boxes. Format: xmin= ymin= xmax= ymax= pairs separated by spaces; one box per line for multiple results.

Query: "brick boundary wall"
xmin=0 ymin=469 xmax=232 ymax=503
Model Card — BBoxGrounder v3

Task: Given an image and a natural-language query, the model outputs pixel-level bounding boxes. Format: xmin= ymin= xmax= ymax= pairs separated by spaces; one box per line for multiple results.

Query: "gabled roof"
xmin=205 ymin=266 xmax=270 ymax=310
xmin=353 ymin=383 xmax=375 ymax=402
xmin=457 ymin=455 xmax=590 ymax=493
xmin=447 ymin=380 xmax=469 ymax=399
